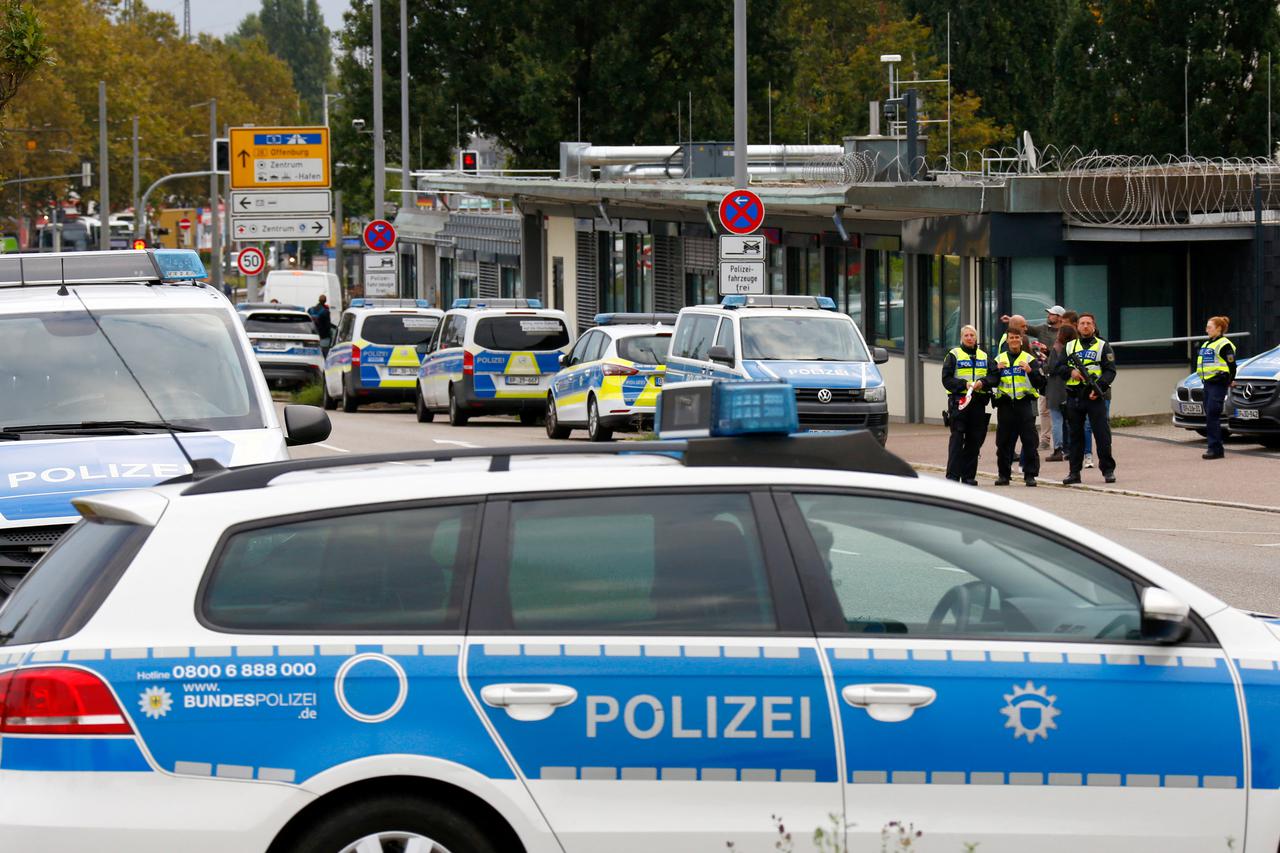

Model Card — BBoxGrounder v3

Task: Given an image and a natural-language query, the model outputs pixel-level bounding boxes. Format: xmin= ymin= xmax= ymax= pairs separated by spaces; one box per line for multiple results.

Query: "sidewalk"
xmin=885 ymin=420 xmax=1280 ymax=512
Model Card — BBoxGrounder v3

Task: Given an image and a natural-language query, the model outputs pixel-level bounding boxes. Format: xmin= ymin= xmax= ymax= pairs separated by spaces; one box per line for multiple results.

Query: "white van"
xmin=262 ymin=269 xmax=341 ymax=313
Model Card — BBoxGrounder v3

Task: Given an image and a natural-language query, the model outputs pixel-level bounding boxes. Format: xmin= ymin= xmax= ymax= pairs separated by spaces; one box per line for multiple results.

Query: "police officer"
xmin=1198 ymin=315 xmax=1237 ymax=460
xmin=1058 ymin=312 xmax=1117 ymax=484
xmin=942 ymin=324 xmax=996 ymax=485
xmin=993 ymin=330 xmax=1046 ymax=486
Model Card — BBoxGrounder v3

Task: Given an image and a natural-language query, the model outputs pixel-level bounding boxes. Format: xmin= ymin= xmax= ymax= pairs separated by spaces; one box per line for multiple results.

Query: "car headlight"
xmin=863 ymin=385 xmax=886 ymax=403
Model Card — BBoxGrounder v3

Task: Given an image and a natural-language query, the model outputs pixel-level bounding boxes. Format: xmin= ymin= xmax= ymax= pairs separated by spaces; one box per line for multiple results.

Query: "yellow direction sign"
xmin=229 ymin=126 xmax=331 ymax=190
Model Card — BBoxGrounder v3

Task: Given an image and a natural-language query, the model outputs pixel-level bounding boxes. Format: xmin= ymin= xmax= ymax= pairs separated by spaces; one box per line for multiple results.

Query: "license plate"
xmin=257 ymin=341 xmax=289 ymax=351
xmin=1235 ymin=408 xmax=1261 ymax=420
xmin=1180 ymin=402 xmax=1203 ymax=415
xmin=505 ymin=375 xmax=540 ymax=385
xmin=389 ymin=367 xmax=416 ymax=376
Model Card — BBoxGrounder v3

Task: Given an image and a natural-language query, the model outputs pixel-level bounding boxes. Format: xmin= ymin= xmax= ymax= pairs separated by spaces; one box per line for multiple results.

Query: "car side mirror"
xmin=1140 ymin=587 xmax=1191 ymax=644
xmin=282 ymin=405 xmax=332 ymax=447
xmin=708 ymin=345 xmax=734 ymax=366
xmin=416 ymin=343 xmax=431 ymax=355
xmin=873 ymin=347 xmax=890 ymax=365
xmin=559 ymin=352 xmax=569 ymax=366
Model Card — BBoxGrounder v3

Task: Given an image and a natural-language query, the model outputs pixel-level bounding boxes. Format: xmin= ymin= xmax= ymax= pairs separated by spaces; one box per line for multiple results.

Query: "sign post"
xmin=717 ymin=190 xmax=766 ymax=295
xmin=363 ymin=253 xmax=398 ymax=297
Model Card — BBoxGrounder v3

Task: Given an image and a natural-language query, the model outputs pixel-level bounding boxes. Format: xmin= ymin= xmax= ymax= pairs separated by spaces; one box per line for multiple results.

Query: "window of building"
xmin=870 ymin=250 xmax=905 ymax=349
xmin=500 ymin=266 xmax=520 ymax=298
xmin=685 ymin=271 xmax=716 ymax=305
xmin=786 ymin=244 xmax=822 ymax=296
xmin=978 ymin=258 xmax=1003 ymax=352
xmin=824 ymin=247 xmax=864 ymax=330
xmin=602 ymin=233 xmax=655 ymax=314
xmin=769 ymin=244 xmax=785 ymax=294
xmin=1010 ymin=257 xmax=1056 ymax=321
xmin=439 ymin=257 xmax=456 ymax=308
xmin=1113 ymin=253 xmax=1182 ymax=361
xmin=921 ymin=254 xmax=962 ymax=356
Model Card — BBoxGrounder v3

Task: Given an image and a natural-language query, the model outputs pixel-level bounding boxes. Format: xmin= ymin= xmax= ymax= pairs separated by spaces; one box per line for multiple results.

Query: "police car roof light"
xmin=656 ymin=381 xmax=799 ymax=439
xmin=0 ymin=249 xmax=164 ymax=288
xmin=349 ymin=298 xmax=434 ymax=310
xmin=594 ymin=312 xmax=679 ymax=327
xmin=152 ymin=249 xmax=207 ymax=281
xmin=451 ymin=298 xmax=543 ymax=310
xmin=720 ymin=294 xmax=834 ymax=311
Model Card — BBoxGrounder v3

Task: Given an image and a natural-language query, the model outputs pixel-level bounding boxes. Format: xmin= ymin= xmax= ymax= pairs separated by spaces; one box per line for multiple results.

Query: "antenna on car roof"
xmin=69 ymin=288 xmax=225 ymax=480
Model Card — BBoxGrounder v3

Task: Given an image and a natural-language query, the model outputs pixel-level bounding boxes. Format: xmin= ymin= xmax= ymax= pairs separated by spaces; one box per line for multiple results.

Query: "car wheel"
xmin=415 ymin=384 xmax=434 ymax=423
xmin=448 ymin=386 xmax=469 ymax=426
xmin=1262 ymin=436 xmax=1280 ymax=449
xmin=278 ymin=795 xmax=500 ymax=853
xmin=340 ymin=376 xmax=358 ymax=413
xmin=321 ymin=378 xmax=338 ymax=411
xmin=545 ymin=395 xmax=571 ymax=439
xmin=587 ymin=396 xmax=613 ymax=442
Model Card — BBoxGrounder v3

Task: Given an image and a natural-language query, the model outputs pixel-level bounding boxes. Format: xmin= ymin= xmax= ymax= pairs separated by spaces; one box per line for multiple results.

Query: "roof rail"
xmin=0 ymin=249 xmax=207 ymax=288
xmin=451 ymin=297 xmax=544 ymax=309
xmin=236 ymin=302 xmax=307 ymax=312
xmin=721 ymin=294 xmax=836 ymax=311
xmin=348 ymin=298 xmax=435 ymax=309
xmin=176 ymin=430 xmax=914 ymax=497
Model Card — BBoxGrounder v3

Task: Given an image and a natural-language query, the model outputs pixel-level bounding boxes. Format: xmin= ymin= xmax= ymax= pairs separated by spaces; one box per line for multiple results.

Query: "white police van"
xmin=235 ymin=303 xmax=324 ymax=390
xmin=0 ymin=249 xmax=330 ymax=600
xmin=665 ymin=295 xmax=891 ymax=443
xmin=1 ymin=380 xmax=1278 ymax=853
xmin=322 ymin=299 xmax=444 ymax=412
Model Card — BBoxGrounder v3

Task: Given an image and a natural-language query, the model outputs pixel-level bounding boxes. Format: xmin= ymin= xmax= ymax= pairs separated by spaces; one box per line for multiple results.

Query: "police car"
xmin=417 ymin=298 xmax=572 ymax=426
xmin=235 ymin=303 xmax=324 ymax=390
xmin=0 ymin=249 xmax=329 ymax=600
xmin=545 ymin=312 xmax=672 ymax=441
xmin=2 ymin=379 xmax=1277 ymax=853
xmin=665 ymin=295 xmax=891 ymax=443
xmin=1171 ymin=343 xmax=1280 ymax=447
xmin=323 ymin=299 xmax=444 ymax=412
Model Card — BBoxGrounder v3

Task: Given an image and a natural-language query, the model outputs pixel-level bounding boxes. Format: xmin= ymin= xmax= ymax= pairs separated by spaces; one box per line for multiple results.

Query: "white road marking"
xmin=831 ymin=548 xmax=861 ymax=557
xmin=433 ymin=439 xmax=480 ymax=448
xmin=315 ymin=442 xmax=350 ymax=453
xmin=1256 ymin=543 xmax=1280 ymax=548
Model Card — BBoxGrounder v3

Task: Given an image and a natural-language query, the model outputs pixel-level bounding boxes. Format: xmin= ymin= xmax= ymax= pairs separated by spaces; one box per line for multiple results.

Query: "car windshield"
xmin=1 ymin=308 xmax=264 ymax=431
xmin=474 ymin=315 xmax=570 ymax=351
xmin=617 ymin=333 xmax=671 ymax=365
xmin=740 ymin=316 xmax=869 ymax=361
xmin=242 ymin=312 xmax=315 ymax=336
xmin=362 ymin=314 xmax=440 ymax=345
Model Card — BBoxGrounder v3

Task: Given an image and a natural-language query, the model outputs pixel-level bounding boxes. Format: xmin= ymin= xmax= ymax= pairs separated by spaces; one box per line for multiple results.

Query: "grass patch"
xmin=289 ymin=383 xmax=324 ymax=406
xmin=1110 ymin=416 xmax=1142 ymax=428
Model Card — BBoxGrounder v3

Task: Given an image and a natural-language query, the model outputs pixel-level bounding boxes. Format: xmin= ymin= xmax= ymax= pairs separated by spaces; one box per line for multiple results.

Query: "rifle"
xmin=1066 ymin=348 xmax=1107 ymax=400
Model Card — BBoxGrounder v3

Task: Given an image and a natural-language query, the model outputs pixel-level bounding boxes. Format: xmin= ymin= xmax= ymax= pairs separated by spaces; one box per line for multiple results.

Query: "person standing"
xmin=993 ymin=331 xmax=1046 ymax=486
xmin=1058 ymin=312 xmax=1117 ymax=484
xmin=308 ymin=294 xmax=333 ymax=353
xmin=1198 ymin=315 xmax=1236 ymax=460
xmin=1028 ymin=307 xmax=1066 ymax=451
xmin=1044 ymin=324 xmax=1079 ymax=462
xmin=942 ymin=324 xmax=996 ymax=485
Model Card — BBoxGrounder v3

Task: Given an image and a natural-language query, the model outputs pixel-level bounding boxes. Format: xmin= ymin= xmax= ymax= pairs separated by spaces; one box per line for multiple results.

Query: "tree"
xmin=0 ymin=0 xmax=54 ymax=114
xmin=245 ymin=0 xmax=331 ymax=122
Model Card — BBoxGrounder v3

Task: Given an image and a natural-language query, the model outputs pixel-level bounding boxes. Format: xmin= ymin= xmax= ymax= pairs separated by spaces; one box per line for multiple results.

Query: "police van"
xmin=0 ymin=249 xmax=330 ymax=600
xmin=665 ymin=295 xmax=891 ymax=443
xmin=235 ymin=303 xmax=324 ymax=390
xmin=322 ymin=299 xmax=444 ymax=412
xmin=1 ymin=380 xmax=1278 ymax=853
xmin=417 ymin=298 xmax=572 ymax=426
xmin=1172 ymin=343 xmax=1280 ymax=448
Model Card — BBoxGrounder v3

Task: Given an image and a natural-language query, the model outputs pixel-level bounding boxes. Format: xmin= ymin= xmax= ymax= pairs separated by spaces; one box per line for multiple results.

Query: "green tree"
xmin=239 ymin=0 xmax=330 ymax=121
xmin=0 ymin=0 xmax=54 ymax=114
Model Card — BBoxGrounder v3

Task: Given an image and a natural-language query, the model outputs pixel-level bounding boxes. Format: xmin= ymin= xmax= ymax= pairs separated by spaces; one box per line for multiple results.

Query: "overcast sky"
xmin=182 ymin=0 xmax=351 ymax=39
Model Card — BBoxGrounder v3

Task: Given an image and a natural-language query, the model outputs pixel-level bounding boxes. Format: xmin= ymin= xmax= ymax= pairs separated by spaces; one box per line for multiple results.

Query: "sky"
xmin=178 ymin=0 xmax=351 ymax=39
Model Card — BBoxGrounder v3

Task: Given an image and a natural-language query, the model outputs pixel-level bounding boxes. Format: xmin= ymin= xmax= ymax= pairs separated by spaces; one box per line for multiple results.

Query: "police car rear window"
xmin=243 ymin=313 xmax=315 ymax=336
xmin=617 ymin=333 xmax=671 ymax=365
xmin=201 ymin=504 xmax=477 ymax=633
xmin=474 ymin=316 xmax=569 ymax=351
xmin=0 ymin=520 xmax=150 ymax=646
xmin=361 ymin=314 xmax=440 ymax=346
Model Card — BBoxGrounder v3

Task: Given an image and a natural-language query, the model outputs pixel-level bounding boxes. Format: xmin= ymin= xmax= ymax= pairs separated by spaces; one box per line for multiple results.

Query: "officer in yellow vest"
xmin=993 ymin=331 xmax=1046 ymax=486
xmin=1198 ymin=315 xmax=1237 ymax=460
xmin=942 ymin=324 xmax=997 ymax=484
xmin=1056 ymin=312 xmax=1117 ymax=484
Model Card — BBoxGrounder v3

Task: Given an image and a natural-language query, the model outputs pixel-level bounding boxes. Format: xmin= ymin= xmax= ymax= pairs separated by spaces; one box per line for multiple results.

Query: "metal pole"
xmin=210 ymin=98 xmax=223 ymax=291
xmin=1184 ymin=56 xmax=1190 ymax=157
xmin=322 ymin=86 xmax=329 ymax=127
xmin=733 ymin=0 xmax=747 ymax=188
xmin=131 ymin=116 xmax=140 ymax=236
xmin=98 ymin=81 xmax=109 ymax=250
xmin=335 ymin=190 xmax=345 ymax=300
xmin=372 ymin=0 xmax=386 ymax=221
xmin=400 ymin=0 xmax=410 ymax=208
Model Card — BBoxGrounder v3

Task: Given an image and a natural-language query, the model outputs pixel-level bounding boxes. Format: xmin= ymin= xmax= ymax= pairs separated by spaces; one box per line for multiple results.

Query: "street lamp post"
xmin=400 ymin=0 xmax=410 ymax=211
xmin=98 ymin=81 xmax=110 ymax=250
xmin=322 ymin=89 xmax=344 ymax=127
xmin=372 ymin=0 xmax=386 ymax=221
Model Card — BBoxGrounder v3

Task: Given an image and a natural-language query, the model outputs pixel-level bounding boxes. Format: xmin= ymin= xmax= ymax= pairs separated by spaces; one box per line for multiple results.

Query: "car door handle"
xmin=842 ymin=683 xmax=936 ymax=723
xmin=480 ymin=683 xmax=579 ymax=722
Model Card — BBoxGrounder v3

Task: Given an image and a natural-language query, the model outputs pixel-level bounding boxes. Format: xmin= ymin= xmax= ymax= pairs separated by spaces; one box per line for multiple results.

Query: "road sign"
xmin=233 ymin=217 xmax=332 ymax=241
xmin=718 ymin=234 xmax=766 ymax=262
xmin=363 ymin=253 xmax=398 ymax=296
xmin=363 ymin=219 xmax=397 ymax=252
xmin=232 ymin=190 xmax=332 ymax=216
xmin=718 ymin=189 xmax=765 ymax=235
xmin=718 ymin=261 xmax=767 ymax=295
xmin=177 ymin=217 xmax=192 ymax=231
xmin=229 ymin=126 xmax=331 ymax=190
xmin=237 ymin=246 xmax=266 ymax=277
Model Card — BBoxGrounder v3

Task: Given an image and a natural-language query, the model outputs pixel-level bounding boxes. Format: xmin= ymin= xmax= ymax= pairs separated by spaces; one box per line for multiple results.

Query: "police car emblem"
xmin=139 ymin=686 xmax=173 ymax=720
xmin=817 ymin=388 xmax=833 ymax=404
xmin=1000 ymin=681 xmax=1060 ymax=743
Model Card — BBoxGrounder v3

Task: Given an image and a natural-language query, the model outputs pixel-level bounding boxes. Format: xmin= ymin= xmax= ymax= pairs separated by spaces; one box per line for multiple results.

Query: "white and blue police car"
xmin=236 ymin=303 xmax=325 ymax=390
xmin=1173 ymin=343 xmax=1280 ymax=447
xmin=1 ymin=380 xmax=1279 ymax=852
xmin=0 ymin=249 xmax=330 ymax=602
xmin=323 ymin=299 xmax=444 ymax=413
xmin=664 ymin=295 xmax=891 ymax=443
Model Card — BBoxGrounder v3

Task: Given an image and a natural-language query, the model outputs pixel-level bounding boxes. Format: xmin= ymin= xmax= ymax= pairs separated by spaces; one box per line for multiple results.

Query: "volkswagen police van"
xmin=322 ymin=299 xmax=444 ymax=412
xmin=1171 ymin=343 xmax=1280 ymax=447
xmin=0 ymin=249 xmax=330 ymax=600
xmin=417 ymin=298 xmax=572 ymax=426
xmin=664 ymin=295 xmax=891 ymax=443
xmin=235 ymin=303 xmax=324 ymax=390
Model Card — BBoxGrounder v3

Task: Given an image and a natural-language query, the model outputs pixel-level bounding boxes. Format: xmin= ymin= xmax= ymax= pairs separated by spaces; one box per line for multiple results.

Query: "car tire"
xmin=545 ymin=395 xmax=571 ymax=439
xmin=519 ymin=410 xmax=540 ymax=427
xmin=448 ymin=386 xmax=469 ymax=426
xmin=415 ymin=385 xmax=434 ymax=423
xmin=1262 ymin=436 xmax=1280 ymax=449
xmin=340 ymin=376 xmax=358 ymax=413
xmin=321 ymin=378 xmax=338 ymax=411
xmin=587 ymin=396 xmax=613 ymax=442
xmin=277 ymin=795 xmax=500 ymax=853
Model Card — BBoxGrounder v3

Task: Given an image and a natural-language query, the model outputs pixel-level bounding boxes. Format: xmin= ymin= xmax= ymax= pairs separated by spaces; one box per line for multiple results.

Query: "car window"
xmin=474 ymin=316 xmax=570 ymax=351
xmin=741 ymin=316 xmax=869 ymax=361
xmin=336 ymin=313 xmax=355 ymax=343
xmin=202 ymin=504 xmax=477 ymax=632
xmin=617 ymin=333 xmax=671 ymax=365
xmin=672 ymin=314 xmax=718 ymax=361
xmin=566 ymin=332 xmax=593 ymax=366
xmin=361 ymin=314 xmax=440 ymax=346
xmin=492 ymin=493 xmax=775 ymax=633
xmin=582 ymin=331 xmax=607 ymax=363
xmin=792 ymin=494 xmax=1145 ymax=641
xmin=242 ymin=313 xmax=316 ymax=336
xmin=714 ymin=320 xmax=736 ymax=359
xmin=440 ymin=315 xmax=466 ymax=349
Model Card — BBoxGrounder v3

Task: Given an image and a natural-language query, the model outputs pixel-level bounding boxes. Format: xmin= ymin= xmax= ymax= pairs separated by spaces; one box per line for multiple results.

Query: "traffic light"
xmin=132 ymin=239 xmax=147 ymax=250
xmin=215 ymin=138 xmax=229 ymax=173
xmin=460 ymin=149 xmax=479 ymax=175
xmin=80 ymin=160 xmax=92 ymax=189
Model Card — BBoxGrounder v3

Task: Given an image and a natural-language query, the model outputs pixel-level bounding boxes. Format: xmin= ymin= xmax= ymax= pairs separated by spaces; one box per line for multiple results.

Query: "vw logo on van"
xmin=817 ymin=388 xmax=833 ymax=404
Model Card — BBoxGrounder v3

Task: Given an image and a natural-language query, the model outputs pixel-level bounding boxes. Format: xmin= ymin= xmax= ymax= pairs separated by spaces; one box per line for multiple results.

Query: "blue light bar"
xmin=656 ymin=380 xmax=798 ymax=439
xmin=594 ymin=312 xmax=679 ymax=326
xmin=349 ymin=298 xmax=435 ymax=309
xmin=720 ymin=294 xmax=835 ymax=310
xmin=153 ymin=249 xmax=207 ymax=281
xmin=452 ymin=298 xmax=544 ymax=310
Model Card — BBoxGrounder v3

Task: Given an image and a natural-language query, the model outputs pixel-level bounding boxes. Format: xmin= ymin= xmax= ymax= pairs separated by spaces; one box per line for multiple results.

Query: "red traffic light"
xmin=131 ymin=239 xmax=147 ymax=250
xmin=461 ymin=149 xmax=479 ymax=174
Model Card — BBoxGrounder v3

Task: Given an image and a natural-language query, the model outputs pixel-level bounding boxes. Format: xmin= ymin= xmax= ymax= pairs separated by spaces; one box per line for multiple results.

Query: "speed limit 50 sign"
xmin=237 ymin=246 xmax=266 ymax=277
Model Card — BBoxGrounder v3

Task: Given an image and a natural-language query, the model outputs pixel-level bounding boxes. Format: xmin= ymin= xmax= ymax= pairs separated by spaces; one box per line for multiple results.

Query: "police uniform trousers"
xmin=996 ymin=396 xmax=1041 ymax=479
xmin=1203 ymin=381 xmax=1229 ymax=456
xmin=946 ymin=396 xmax=990 ymax=481
xmin=1067 ymin=392 xmax=1115 ymax=475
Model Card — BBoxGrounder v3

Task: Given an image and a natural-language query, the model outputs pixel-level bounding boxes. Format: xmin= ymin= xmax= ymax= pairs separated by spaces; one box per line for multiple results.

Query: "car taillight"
xmin=602 ymin=363 xmax=640 ymax=376
xmin=0 ymin=667 xmax=132 ymax=736
xmin=463 ymin=351 xmax=474 ymax=375
xmin=351 ymin=344 xmax=361 ymax=368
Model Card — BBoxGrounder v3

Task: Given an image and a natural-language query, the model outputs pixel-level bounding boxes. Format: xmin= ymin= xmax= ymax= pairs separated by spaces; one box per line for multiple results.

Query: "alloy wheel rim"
xmin=338 ymin=830 xmax=453 ymax=853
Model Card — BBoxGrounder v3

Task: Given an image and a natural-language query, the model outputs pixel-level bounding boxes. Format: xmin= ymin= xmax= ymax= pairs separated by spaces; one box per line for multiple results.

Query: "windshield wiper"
xmin=2 ymin=420 xmax=210 ymax=434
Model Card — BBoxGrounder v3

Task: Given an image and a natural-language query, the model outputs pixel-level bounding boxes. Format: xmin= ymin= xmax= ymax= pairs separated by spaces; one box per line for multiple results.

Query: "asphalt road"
xmin=288 ymin=403 xmax=1280 ymax=614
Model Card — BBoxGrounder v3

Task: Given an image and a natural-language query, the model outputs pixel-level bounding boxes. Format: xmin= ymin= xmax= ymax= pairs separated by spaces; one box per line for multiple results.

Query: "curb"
xmin=909 ymin=463 xmax=1280 ymax=516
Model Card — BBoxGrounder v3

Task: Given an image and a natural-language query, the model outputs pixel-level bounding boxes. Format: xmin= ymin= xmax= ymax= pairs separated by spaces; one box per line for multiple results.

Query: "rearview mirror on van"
xmin=873 ymin=347 xmax=890 ymax=364
xmin=283 ymin=405 xmax=332 ymax=447
xmin=708 ymin=345 xmax=734 ymax=366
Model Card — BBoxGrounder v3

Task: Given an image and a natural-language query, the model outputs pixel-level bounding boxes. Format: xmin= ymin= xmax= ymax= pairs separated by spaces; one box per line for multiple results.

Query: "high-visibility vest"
xmin=1197 ymin=336 xmax=1233 ymax=380
xmin=1066 ymin=337 xmax=1107 ymax=387
xmin=996 ymin=350 xmax=1039 ymax=400
xmin=948 ymin=346 xmax=989 ymax=388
